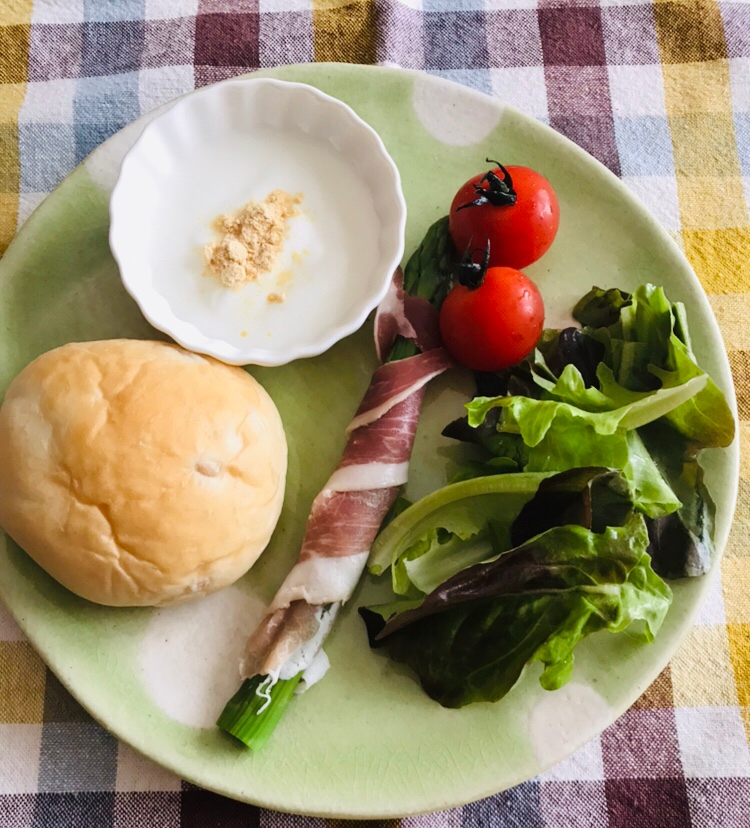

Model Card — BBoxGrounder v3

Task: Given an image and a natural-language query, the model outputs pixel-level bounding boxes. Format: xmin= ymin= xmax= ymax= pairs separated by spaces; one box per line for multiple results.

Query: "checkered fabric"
xmin=1 ymin=0 xmax=749 ymax=825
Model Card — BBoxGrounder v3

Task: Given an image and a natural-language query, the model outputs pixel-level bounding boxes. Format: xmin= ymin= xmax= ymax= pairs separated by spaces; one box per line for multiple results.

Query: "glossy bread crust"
xmin=0 ymin=340 xmax=287 ymax=606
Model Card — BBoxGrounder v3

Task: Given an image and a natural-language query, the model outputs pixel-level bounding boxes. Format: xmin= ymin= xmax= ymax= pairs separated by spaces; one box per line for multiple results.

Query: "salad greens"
xmin=362 ymin=282 xmax=734 ymax=709
xmin=463 ymin=376 xmax=704 ymax=518
xmin=444 ymin=283 xmax=733 ymax=577
xmin=369 ymin=471 xmax=555 ymax=594
xmin=639 ymin=420 xmax=717 ymax=578
xmin=361 ymin=470 xmax=672 ymax=708
xmin=573 ymin=284 xmax=734 ymax=448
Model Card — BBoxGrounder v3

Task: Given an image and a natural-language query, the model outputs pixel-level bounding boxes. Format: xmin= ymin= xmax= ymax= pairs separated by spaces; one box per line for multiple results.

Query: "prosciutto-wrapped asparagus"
xmin=219 ymin=241 xmax=454 ymax=747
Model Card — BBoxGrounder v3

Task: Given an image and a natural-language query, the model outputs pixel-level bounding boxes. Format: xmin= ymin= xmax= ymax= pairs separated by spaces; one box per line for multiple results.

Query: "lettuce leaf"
xmin=639 ymin=420 xmax=717 ymax=578
xmin=361 ymin=512 xmax=671 ymax=708
xmin=467 ymin=371 xmax=706 ymax=436
xmin=568 ymin=283 xmax=732 ymax=575
xmin=510 ymin=466 xmax=634 ymax=544
xmin=398 ymin=467 xmax=632 ymax=597
xmin=572 ymin=286 xmax=632 ymax=328
xmin=370 ymin=466 xmax=637 ymax=598
xmin=574 ymin=284 xmax=734 ymax=448
xmin=463 ymin=382 xmax=708 ymax=518
xmin=445 ymin=283 xmax=734 ymax=576
xmin=368 ymin=472 xmax=553 ymax=591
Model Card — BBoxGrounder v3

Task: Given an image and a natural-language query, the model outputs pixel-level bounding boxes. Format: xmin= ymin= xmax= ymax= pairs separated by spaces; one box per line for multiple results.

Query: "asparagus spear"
xmin=218 ymin=218 xmax=453 ymax=748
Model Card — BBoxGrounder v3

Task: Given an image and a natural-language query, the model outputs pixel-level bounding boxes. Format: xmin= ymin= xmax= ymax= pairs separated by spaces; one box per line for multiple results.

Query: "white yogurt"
xmin=144 ymin=127 xmax=379 ymax=352
xmin=111 ymin=79 xmax=405 ymax=366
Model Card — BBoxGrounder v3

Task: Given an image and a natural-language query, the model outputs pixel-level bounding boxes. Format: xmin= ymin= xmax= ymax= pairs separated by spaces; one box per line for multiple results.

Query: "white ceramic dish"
xmin=109 ymin=78 xmax=406 ymax=366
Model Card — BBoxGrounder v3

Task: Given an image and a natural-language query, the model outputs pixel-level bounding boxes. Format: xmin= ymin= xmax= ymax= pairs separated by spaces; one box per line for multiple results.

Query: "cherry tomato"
xmin=439 ymin=266 xmax=544 ymax=372
xmin=449 ymin=163 xmax=559 ymax=270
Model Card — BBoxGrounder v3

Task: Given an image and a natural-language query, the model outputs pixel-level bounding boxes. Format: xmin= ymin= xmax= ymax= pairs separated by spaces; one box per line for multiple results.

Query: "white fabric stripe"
xmin=269 ymin=552 xmax=370 ymax=611
xmin=324 ymin=461 xmax=409 ymax=492
xmin=115 ymin=742 xmax=182 ymax=792
xmin=675 ymin=707 xmax=750 ymax=777
xmin=0 ymin=725 xmax=43 ymax=794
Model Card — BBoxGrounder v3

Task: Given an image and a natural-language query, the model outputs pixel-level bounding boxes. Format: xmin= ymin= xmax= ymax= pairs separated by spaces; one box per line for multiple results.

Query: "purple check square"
xmin=545 ymin=65 xmax=614 ymax=117
xmin=194 ymin=12 xmax=260 ymax=69
xmin=32 ymin=793 xmax=116 ymax=828
xmin=259 ymin=12 xmax=314 ymax=68
xmin=539 ymin=6 xmax=607 ymax=67
xmin=540 ymin=780 xmax=608 ymax=828
xmin=28 ymin=24 xmax=83 ymax=82
xmin=722 ymin=3 xmax=750 ymax=58
xmin=81 ymin=21 xmax=145 ymax=77
xmin=601 ymin=4 xmax=661 ymax=65
xmin=143 ymin=18 xmax=195 ymax=68
xmin=376 ymin=1 xmax=425 ymax=69
xmin=605 ymin=778 xmax=692 ymax=828
xmin=601 ymin=709 xmax=684 ymax=779
xmin=180 ymin=787 xmax=260 ymax=828
xmin=0 ymin=795 xmax=34 ymax=828
xmin=424 ymin=11 xmax=489 ymax=71
xmin=485 ymin=10 xmax=543 ymax=69
xmin=686 ymin=778 xmax=750 ymax=828
xmin=551 ymin=114 xmax=621 ymax=175
xmin=114 ymin=792 xmax=181 ymax=828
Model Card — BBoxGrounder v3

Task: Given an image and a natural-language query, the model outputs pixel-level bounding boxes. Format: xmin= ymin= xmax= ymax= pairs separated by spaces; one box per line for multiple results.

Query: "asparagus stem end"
xmin=217 ymin=672 xmax=302 ymax=749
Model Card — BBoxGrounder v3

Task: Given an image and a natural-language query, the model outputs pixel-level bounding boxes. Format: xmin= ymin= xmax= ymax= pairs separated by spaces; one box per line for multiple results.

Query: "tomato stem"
xmin=456 ymin=160 xmax=517 ymax=211
xmin=456 ymin=240 xmax=491 ymax=290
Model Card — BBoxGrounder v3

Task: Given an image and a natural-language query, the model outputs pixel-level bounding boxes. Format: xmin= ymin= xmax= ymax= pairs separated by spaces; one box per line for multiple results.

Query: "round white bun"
xmin=0 ymin=339 xmax=287 ymax=607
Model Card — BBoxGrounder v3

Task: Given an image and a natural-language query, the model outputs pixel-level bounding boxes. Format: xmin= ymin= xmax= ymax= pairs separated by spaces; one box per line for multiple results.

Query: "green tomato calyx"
xmin=456 ymin=239 xmax=491 ymax=290
xmin=457 ymin=160 xmax=518 ymax=211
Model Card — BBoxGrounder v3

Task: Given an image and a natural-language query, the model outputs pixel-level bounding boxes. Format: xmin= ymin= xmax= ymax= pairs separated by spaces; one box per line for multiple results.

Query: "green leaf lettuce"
xmin=362 ymin=510 xmax=671 ymax=708
xmin=574 ymin=284 xmax=734 ymax=448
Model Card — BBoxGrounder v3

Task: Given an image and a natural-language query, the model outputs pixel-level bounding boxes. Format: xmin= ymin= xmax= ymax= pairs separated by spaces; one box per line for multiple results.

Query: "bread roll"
xmin=0 ymin=340 xmax=287 ymax=607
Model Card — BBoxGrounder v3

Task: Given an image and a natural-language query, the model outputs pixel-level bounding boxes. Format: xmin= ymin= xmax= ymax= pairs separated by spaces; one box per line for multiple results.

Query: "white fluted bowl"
xmin=109 ymin=78 xmax=406 ymax=366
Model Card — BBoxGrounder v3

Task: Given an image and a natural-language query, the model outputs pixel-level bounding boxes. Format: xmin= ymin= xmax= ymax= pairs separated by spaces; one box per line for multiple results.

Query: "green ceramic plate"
xmin=0 ymin=64 xmax=738 ymax=817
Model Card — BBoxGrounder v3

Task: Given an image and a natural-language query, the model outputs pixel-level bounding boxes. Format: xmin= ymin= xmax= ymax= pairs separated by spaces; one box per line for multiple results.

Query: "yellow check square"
xmin=0 ymin=641 xmax=46 ymax=724
xmin=0 ymin=192 xmax=19 ymax=256
xmin=723 ymin=559 xmax=750 ymax=623
xmin=683 ymin=228 xmax=750 ymax=295
xmin=727 ymin=623 xmax=750 ymax=707
xmin=0 ymin=0 xmax=33 ymax=26
xmin=313 ymin=0 xmax=377 ymax=64
xmin=671 ymin=626 xmax=740 ymax=707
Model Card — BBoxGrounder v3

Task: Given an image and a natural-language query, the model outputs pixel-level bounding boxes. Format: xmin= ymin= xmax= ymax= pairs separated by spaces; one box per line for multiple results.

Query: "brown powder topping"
xmin=203 ymin=189 xmax=302 ymax=289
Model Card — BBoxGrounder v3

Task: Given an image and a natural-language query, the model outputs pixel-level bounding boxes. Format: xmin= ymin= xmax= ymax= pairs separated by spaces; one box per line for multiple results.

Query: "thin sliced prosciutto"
xmin=240 ymin=269 xmax=453 ymax=681
xmin=374 ymin=268 xmax=441 ymax=360
xmin=346 ymin=350 xmax=453 ymax=433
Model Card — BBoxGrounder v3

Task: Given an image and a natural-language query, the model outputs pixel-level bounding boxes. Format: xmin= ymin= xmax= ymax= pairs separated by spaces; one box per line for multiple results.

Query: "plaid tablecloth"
xmin=1 ymin=0 xmax=749 ymax=825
